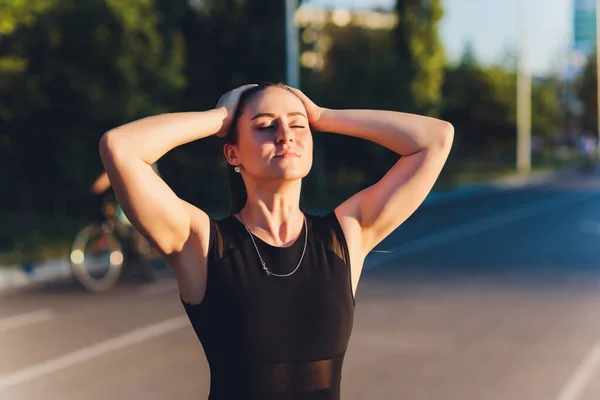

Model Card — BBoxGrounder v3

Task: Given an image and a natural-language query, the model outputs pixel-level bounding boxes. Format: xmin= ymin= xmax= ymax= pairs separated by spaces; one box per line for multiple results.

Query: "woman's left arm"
xmin=314 ymin=108 xmax=454 ymax=257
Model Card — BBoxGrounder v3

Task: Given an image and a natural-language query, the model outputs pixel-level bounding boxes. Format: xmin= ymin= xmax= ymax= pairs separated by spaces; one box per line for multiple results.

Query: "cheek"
xmin=301 ymin=132 xmax=313 ymax=151
xmin=240 ymin=131 xmax=264 ymax=148
xmin=299 ymin=133 xmax=313 ymax=166
xmin=238 ymin=135 xmax=273 ymax=161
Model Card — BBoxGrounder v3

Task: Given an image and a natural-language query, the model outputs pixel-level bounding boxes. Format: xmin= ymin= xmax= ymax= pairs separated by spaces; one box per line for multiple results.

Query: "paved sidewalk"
xmin=0 ymin=259 xmax=72 ymax=295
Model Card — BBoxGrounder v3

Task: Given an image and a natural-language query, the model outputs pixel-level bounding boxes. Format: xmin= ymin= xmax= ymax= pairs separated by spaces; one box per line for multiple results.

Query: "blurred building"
xmin=561 ymin=0 xmax=596 ymax=142
xmin=567 ymin=0 xmax=596 ymax=79
xmin=573 ymin=0 xmax=596 ymax=55
xmin=294 ymin=5 xmax=397 ymax=71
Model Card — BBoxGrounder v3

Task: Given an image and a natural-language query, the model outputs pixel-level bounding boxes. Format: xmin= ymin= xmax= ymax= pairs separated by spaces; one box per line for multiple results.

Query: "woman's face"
xmin=226 ymin=87 xmax=313 ymax=182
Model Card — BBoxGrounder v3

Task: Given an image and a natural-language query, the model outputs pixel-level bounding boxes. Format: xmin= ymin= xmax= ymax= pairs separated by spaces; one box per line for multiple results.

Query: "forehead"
xmin=243 ymin=87 xmax=306 ymax=116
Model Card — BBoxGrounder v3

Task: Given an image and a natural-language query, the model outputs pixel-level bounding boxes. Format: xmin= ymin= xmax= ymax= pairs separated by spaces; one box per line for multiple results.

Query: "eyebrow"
xmin=250 ymin=112 xmax=307 ymax=120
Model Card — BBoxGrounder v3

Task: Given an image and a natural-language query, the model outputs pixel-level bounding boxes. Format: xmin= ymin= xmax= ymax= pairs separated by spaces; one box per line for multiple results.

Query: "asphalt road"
xmin=3 ymin=172 xmax=600 ymax=400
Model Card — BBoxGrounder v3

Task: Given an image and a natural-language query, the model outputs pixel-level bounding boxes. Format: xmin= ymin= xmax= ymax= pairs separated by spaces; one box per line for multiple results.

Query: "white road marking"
xmin=366 ymin=193 xmax=598 ymax=269
xmin=556 ymin=343 xmax=600 ymax=400
xmin=0 ymin=309 xmax=54 ymax=333
xmin=0 ymin=315 xmax=189 ymax=392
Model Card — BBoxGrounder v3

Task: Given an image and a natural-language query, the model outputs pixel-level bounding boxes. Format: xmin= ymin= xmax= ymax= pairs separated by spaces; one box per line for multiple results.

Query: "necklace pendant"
xmin=241 ymin=214 xmax=307 ymax=278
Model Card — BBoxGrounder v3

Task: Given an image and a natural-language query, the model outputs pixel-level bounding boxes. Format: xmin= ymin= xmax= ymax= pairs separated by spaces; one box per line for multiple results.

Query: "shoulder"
xmin=192 ymin=212 xmax=246 ymax=263
xmin=304 ymin=211 xmax=334 ymax=235
xmin=305 ymin=210 xmax=352 ymax=264
xmin=170 ymin=211 xmax=240 ymax=305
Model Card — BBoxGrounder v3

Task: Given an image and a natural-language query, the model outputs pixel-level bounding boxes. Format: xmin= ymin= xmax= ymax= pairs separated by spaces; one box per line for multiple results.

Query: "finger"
xmin=221 ymin=84 xmax=256 ymax=99
xmin=286 ymin=86 xmax=307 ymax=99
xmin=288 ymin=87 xmax=312 ymax=106
xmin=236 ymin=83 xmax=258 ymax=92
xmin=285 ymin=85 xmax=303 ymax=93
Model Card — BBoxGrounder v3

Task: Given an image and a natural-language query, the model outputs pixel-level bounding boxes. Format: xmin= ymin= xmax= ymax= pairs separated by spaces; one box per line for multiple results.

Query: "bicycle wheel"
xmin=70 ymin=223 xmax=124 ymax=292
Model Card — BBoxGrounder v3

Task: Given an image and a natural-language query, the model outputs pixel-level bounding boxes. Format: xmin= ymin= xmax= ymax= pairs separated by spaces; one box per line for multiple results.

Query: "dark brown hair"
xmin=221 ymin=82 xmax=297 ymax=215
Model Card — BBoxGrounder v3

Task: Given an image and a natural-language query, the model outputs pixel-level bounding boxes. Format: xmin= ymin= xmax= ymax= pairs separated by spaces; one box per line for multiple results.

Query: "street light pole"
xmin=285 ymin=0 xmax=300 ymax=88
xmin=516 ymin=0 xmax=532 ymax=173
xmin=596 ymin=0 xmax=600 ymax=156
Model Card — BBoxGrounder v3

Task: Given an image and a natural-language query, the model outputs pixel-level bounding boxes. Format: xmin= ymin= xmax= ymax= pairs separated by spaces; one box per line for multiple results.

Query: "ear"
xmin=223 ymin=143 xmax=240 ymax=167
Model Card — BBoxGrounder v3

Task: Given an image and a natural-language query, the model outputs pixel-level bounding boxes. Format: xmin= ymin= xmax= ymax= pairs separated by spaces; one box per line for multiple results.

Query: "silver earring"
xmin=234 ymin=166 xmax=241 ymax=173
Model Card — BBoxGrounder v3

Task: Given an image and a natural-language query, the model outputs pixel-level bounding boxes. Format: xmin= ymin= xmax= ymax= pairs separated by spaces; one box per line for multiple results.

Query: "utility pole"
xmin=285 ymin=1 xmax=327 ymax=209
xmin=516 ymin=0 xmax=532 ymax=173
xmin=596 ymin=0 xmax=600 ymax=157
xmin=285 ymin=0 xmax=300 ymax=88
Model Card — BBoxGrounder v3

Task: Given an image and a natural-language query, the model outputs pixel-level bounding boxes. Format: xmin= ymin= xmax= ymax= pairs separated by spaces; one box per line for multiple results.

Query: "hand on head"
xmin=215 ymin=84 xmax=258 ymax=138
xmin=215 ymin=83 xmax=324 ymax=138
xmin=282 ymin=86 xmax=323 ymax=126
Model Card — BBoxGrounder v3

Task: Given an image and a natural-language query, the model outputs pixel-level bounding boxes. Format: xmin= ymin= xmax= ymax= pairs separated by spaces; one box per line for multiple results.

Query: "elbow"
xmin=99 ymin=129 xmax=125 ymax=164
xmin=435 ymin=121 xmax=454 ymax=151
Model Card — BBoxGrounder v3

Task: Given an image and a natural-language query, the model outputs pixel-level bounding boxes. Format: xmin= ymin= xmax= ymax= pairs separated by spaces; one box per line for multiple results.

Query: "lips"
xmin=274 ymin=151 xmax=300 ymax=158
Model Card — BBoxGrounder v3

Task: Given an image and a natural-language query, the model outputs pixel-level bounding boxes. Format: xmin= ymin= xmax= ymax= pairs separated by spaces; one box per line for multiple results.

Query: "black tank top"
xmin=181 ymin=211 xmax=355 ymax=399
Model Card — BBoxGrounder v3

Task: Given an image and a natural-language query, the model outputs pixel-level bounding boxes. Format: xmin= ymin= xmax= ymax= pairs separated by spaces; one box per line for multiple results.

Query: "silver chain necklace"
xmin=238 ymin=213 xmax=307 ymax=277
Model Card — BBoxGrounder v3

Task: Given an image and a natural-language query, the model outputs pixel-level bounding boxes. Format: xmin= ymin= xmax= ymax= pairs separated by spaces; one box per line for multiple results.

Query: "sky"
xmin=303 ymin=0 xmax=576 ymax=76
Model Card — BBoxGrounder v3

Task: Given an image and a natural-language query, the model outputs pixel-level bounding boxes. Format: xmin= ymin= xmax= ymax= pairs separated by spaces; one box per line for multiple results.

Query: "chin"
xmin=271 ymin=165 xmax=311 ymax=181
xmin=278 ymin=170 xmax=309 ymax=181
xmin=265 ymin=158 xmax=309 ymax=175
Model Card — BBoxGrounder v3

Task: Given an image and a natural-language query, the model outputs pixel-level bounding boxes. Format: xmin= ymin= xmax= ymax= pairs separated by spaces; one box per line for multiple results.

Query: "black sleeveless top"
xmin=181 ymin=211 xmax=355 ymax=399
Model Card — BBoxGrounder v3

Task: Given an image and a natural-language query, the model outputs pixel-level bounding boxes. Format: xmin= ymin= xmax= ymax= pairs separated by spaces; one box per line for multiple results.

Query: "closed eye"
xmin=257 ymin=125 xmax=305 ymax=130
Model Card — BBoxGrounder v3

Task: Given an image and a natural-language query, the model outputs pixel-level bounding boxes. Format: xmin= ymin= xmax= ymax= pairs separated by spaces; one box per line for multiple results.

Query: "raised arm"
xmin=318 ymin=109 xmax=453 ymax=253
xmin=99 ymin=84 xmax=256 ymax=303
xmin=99 ymin=109 xmax=227 ymax=255
xmin=288 ymin=87 xmax=453 ymax=287
xmin=99 ymin=84 xmax=255 ymax=253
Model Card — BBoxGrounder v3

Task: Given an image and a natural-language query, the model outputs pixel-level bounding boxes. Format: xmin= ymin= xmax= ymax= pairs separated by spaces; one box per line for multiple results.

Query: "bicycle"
xmin=69 ymin=200 xmax=162 ymax=292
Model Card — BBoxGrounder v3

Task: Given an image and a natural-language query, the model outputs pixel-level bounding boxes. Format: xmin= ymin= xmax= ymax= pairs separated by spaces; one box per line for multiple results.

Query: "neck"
xmin=238 ymin=179 xmax=304 ymax=247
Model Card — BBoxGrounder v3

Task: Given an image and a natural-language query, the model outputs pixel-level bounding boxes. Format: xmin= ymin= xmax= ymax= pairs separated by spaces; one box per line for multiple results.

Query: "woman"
xmin=99 ymin=82 xmax=453 ymax=399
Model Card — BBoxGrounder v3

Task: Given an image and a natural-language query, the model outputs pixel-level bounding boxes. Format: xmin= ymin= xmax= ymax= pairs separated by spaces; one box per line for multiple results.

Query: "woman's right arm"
xmin=99 ymin=84 xmax=255 ymax=303
xmin=99 ymin=108 xmax=227 ymax=256
xmin=100 ymin=109 xmax=227 ymax=304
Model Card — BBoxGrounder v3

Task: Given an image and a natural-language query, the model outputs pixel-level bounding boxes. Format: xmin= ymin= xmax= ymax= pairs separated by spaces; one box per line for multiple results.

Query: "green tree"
xmin=394 ymin=0 xmax=446 ymax=116
xmin=0 ymin=0 xmax=56 ymax=35
xmin=314 ymin=24 xmax=400 ymax=192
xmin=531 ymin=76 xmax=562 ymax=141
xmin=0 ymin=0 xmax=186 ymax=214
xmin=149 ymin=0 xmax=289 ymax=213
xmin=458 ymin=40 xmax=478 ymax=68
xmin=576 ymin=52 xmax=597 ymax=134
xmin=442 ymin=54 xmax=517 ymax=165
xmin=442 ymin=44 xmax=562 ymax=170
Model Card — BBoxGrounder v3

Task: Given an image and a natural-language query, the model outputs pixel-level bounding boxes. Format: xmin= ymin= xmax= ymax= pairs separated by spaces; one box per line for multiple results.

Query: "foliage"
xmin=575 ymin=51 xmax=598 ymax=134
xmin=442 ymin=43 xmax=563 ymax=163
xmin=0 ymin=0 xmax=185 ymax=215
xmin=394 ymin=0 xmax=446 ymax=116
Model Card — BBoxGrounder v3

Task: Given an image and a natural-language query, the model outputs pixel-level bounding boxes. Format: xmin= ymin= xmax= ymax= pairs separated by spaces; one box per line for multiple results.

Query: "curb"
xmin=0 ymin=258 xmax=71 ymax=295
xmin=0 ymin=168 xmax=575 ymax=295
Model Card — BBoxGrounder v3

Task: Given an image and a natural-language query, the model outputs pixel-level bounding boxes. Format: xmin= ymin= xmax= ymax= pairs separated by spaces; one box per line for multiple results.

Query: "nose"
xmin=275 ymin=123 xmax=294 ymax=144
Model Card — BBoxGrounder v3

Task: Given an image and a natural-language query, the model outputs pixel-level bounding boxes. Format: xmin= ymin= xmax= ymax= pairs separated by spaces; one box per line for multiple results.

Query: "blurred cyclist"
xmin=89 ymin=164 xmax=161 ymax=269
